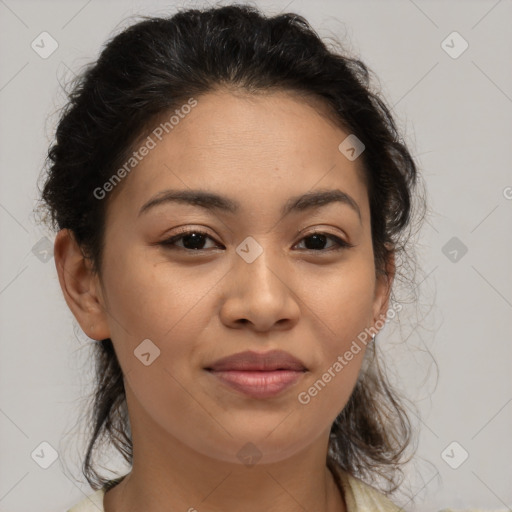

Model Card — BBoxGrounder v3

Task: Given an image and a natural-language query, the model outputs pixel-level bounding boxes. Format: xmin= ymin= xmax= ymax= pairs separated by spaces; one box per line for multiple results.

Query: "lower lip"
xmin=206 ymin=370 xmax=305 ymax=399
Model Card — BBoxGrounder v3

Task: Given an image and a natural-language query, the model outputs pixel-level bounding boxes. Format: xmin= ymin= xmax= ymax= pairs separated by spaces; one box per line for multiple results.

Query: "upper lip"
xmin=205 ymin=349 xmax=307 ymax=372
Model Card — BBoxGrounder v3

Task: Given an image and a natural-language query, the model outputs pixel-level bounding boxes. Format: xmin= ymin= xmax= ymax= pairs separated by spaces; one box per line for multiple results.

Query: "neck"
xmin=103 ymin=401 xmax=346 ymax=512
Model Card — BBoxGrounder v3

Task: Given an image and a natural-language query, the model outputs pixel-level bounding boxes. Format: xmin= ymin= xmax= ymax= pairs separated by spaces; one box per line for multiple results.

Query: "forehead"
xmin=108 ymin=89 xmax=368 ymax=220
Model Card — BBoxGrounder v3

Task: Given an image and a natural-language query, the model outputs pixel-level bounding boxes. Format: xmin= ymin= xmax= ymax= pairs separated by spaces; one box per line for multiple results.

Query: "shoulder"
xmin=67 ymin=476 xmax=125 ymax=511
xmin=66 ymin=488 xmax=105 ymax=512
xmin=337 ymin=469 xmax=482 ymax=512
xmin=337 ymin=470 xmax=403 ymax=512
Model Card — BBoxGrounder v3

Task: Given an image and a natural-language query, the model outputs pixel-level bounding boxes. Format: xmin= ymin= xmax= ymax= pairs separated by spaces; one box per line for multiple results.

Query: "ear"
xmin=54 ymin=229 xmax=111 ymax=341
xmin=371 ymin=247 xmax=396 ymax=331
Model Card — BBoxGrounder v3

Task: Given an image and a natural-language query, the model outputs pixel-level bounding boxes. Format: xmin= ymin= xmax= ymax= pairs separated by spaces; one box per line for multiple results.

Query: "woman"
xmin=38 ymin=3 xmax=433 ymax=511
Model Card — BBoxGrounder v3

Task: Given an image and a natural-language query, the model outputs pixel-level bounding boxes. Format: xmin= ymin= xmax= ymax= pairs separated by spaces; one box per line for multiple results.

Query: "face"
xmin=58 ymin=88 xmax=393 ymax=465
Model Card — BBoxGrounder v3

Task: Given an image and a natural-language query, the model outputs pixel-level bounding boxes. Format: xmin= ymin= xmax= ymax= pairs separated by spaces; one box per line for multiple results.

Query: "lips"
xmin=205 ymin=350 xmax=307 ymax=399
xmin=205 ymin=349 xmax=307 ymax=372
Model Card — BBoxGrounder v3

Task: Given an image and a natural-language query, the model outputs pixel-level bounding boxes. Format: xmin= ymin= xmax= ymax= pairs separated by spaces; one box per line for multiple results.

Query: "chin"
xmin=183 ymin=425 xmax=316 ymax=466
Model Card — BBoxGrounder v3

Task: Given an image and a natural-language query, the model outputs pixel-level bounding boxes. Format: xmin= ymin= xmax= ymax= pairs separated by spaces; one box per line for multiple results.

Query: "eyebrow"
xmin=138 ymin=187 xmax=362 ymax=223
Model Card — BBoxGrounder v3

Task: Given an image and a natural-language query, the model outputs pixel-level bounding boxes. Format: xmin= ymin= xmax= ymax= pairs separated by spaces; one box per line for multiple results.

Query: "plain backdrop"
xmin=0 ymin=0 xmax=511 ymax=511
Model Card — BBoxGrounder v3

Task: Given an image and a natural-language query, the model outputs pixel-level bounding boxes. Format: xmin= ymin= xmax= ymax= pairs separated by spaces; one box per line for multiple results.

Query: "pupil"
xmin=305 ymin=234 xmax=326 ymax=250
xmin=183 ymin=233 xmax=205 ymax=250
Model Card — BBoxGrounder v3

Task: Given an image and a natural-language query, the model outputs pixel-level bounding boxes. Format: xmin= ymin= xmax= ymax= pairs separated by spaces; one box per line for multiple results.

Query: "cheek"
xmin=302 ymin=258 xmax=376 ymax=344
xmin=299 ymin=265 xmax=374 ymax=398
xmin=297 ymin=348 xmax=365 ymax=422
xmin=295 ymin=270 xmax=373 ymax=419
xmin=102 ymin=251 xmax=215 ymax=439
xmin=102 ymin=248 xmax=220 ymax=344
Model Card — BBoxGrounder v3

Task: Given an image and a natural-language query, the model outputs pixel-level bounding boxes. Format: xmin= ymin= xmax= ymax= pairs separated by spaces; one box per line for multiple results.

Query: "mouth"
xmin=204 ymin=349 xmax=308 ymax=399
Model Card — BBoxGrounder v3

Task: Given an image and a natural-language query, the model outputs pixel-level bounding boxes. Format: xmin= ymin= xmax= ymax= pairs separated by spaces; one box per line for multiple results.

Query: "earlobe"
xmin=54 ymin=229 xmax=111 ymax=341
xmin=372 ymin=249 xmax=396 ymax=330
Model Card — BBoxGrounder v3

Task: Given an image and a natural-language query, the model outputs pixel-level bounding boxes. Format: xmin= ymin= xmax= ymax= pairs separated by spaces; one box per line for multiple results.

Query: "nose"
xmin=219 ymin=243 xmax=301 ymax=332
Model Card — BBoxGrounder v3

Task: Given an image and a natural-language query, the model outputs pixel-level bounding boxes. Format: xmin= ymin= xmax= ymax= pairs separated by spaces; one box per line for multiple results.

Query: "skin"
xmin=54 ymin=88 xmax=394 ymax=512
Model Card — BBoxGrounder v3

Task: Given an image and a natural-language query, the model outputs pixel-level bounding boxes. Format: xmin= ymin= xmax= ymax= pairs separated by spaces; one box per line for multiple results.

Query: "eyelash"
xmin=159 ymin=228 xmax=354 ymax=253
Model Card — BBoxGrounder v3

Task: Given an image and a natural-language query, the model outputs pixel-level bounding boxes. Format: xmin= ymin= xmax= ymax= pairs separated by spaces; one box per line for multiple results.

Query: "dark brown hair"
xmin=36 ymin=3 xmax=426 ymax=498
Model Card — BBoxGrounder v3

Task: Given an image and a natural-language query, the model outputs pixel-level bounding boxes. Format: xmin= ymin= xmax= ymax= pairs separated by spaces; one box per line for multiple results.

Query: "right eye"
xmin=159 ymin=230 xmax=222 ymax=251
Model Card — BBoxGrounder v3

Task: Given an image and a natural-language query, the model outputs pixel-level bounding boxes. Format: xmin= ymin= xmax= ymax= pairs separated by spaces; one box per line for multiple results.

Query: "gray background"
xmin=0 ymin=0 xmax=511 ymax=511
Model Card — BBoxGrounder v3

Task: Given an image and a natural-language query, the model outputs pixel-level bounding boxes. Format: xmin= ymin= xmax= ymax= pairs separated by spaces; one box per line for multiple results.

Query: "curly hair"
xmin=36 ymin=2 xmax=426 ymax=498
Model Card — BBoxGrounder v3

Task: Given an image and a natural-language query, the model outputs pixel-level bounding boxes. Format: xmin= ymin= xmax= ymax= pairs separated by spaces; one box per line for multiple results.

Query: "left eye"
xmin=295 ymin=232 xmax=353 ymax=251
xmin=160 ymin=230 xmax=353 ymax=252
